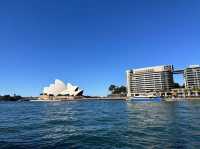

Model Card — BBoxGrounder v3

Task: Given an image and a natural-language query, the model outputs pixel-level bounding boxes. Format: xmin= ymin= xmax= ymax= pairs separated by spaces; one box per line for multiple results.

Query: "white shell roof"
xmin=43 ymin=79 xmax=83 ymax=96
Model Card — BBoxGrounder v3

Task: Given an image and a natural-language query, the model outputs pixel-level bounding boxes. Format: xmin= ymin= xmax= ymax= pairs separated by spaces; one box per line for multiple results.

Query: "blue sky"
xmin=0 ymin=0 xmax=200 ymax=96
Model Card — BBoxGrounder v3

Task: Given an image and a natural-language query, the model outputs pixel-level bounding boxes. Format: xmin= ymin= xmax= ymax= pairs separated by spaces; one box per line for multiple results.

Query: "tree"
xmin=181 ymin=83 xmax=185 ymax=88
xmin=0 ymin=95 xmax=22 ymax=101
xmin=109 ymin=85 xmax=116 ymax=93
xmin=108 ymin=84 xmax=127 ymax=96
xmin=174 ymin=83 xmax=180 ymax=88
xmin=119 ymin=86 xmax=127 ymax=94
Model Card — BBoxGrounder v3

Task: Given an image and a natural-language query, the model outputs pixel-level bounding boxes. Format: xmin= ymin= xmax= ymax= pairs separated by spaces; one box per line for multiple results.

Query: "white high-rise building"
xmin=184 ymin=65 xmax=200 ymax=89
xmin=126 ymin=65 xmax=174 ymax=97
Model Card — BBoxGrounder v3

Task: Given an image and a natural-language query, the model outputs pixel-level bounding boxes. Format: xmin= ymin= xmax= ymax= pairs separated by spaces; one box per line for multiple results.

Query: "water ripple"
xmin=0 ymin=100 xmax=199 ymax=148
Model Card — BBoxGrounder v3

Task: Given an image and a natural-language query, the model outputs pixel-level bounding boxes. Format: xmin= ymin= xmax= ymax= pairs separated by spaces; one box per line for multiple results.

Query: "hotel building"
xmin=184 ymin=65 xmax=200 ymax=89
xmin=126 ymin=65 xmax=174 ymax=97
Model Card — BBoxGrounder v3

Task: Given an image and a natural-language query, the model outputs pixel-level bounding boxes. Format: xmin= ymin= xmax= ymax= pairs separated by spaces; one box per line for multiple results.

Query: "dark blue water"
xmin=0 ymin=100 xmax=200 ymax=149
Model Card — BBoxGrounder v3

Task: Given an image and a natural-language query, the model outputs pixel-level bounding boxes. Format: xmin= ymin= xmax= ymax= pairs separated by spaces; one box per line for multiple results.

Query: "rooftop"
xmin=128 ymin=65 xmax=173 ymax=74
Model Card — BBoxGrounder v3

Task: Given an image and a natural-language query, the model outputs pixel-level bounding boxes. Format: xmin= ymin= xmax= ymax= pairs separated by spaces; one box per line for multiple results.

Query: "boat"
xmin=127 ymin=94 xmax=162 ymax=102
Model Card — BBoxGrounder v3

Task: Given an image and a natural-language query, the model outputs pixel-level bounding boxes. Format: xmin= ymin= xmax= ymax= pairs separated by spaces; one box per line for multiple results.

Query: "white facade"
xmin=126 ymin=65 xmax=174 ymax=97
xmin=43 ymin=79 xmax=83 ymax=96
xmin=184 ymin=65 xmax=200 ymax=89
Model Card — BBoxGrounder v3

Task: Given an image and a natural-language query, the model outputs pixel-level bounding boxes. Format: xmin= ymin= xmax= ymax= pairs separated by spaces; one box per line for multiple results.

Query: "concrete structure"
xmin=42 ymin=79 xmax=83 ymax=96
xmin=126 ymin=65 xmax=174 ymax=97
xmin=184 ymin=65 xmax=200 ymax=89
xmin=170 ymin=88 xmax=200 ymax=98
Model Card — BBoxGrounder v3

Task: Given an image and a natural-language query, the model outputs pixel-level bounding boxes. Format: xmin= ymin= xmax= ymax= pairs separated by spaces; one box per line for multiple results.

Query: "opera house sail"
xmin=40 ymin=79 xmax=83 ymax=99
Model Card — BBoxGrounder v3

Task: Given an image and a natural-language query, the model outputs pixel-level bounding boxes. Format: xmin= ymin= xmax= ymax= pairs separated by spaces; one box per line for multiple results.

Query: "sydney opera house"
xmin=40 ymin=79 xmax=83 ymax=99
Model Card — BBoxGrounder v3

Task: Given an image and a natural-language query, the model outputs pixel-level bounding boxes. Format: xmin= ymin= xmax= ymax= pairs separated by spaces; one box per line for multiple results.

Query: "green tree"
xmin=181 ymin=83 xmax=185 ymax=88
xmin=108 ymin=85 xmax=127 ymax=96
xmin=174 ymin=83 xmax=180 ymax=88
xmin=109 ymin=85 xmax=116 ymax=93
xmin=119 ymin=86 xmax=127 ymax=94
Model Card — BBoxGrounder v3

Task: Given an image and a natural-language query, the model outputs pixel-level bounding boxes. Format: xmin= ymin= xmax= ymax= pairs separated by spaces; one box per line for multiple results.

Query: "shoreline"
xmin=30 ymin=97 xmax=127 ymax=102
xmin=163 ymin=97 xmax=200 ymax=101
xmin=1 ymin=96 xmax=200 ymax=102
xmin=30 ymin=97 xmax=200 ymax=102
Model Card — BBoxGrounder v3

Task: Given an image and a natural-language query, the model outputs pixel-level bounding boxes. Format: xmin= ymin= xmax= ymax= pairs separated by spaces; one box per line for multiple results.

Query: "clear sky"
xmin=0 ymin=0 xmax=200 ymax=96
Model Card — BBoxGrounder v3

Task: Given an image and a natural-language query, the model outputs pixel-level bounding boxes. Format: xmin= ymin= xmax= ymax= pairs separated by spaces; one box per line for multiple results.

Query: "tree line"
xmin=0 ymin=95 xmax=22 ymax=101
xmin=108 ymin=84 xmax=127 ymax=97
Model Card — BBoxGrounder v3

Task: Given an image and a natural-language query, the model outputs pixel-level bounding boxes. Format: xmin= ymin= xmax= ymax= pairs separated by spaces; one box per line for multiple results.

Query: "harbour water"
xmin=0 ymin=99 xmax=200 ymax=149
